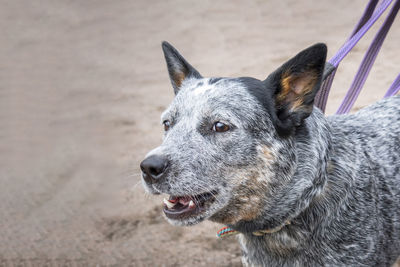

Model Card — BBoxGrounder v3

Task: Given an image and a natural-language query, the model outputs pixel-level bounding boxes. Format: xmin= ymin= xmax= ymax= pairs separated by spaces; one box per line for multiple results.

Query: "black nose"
xmin=140 ymin=155 xmax=169 ymax=184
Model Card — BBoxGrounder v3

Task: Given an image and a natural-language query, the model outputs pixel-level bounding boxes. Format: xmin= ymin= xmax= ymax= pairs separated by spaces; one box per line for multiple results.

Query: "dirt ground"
xmin=1 ymin=0 xmax=399 ymax=266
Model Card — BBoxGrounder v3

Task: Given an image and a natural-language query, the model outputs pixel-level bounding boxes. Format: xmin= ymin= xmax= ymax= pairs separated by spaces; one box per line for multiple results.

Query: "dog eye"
xmin=163 ymin=120 xmax=171 ymax=131
xmin=212 ymin=122 xmax=230 ymax=132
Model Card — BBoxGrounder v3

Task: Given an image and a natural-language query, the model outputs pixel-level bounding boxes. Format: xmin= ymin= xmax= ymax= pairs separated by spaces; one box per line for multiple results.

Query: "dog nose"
xmin=140 ymin=155 xmax=169 ymax=183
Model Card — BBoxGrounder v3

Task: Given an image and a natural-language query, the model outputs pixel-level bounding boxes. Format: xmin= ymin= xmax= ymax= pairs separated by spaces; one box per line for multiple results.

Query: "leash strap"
xmin=349 ymin=0 xmax=380 ymax=37
xmin=336 ymin=0 xmax=400 ymax=114
xmin=383 ymin=73 xmax=400 ymax=97
xmin=315 ymin=0 xmax=382 ymax=112
xmin=315 ymin=0 xmax=395 ymax=112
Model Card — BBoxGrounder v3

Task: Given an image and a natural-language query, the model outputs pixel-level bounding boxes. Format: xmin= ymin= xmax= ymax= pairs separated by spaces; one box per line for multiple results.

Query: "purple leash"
xmin=314 ymin=0 xmax=379 ymax=112
xmin=336 ymin=0 xmax=400 ymax=114
xmin=314 ymin=0 xmax=396 ymax=113
xmin=384 ymin=74 xmax=400 ymax=97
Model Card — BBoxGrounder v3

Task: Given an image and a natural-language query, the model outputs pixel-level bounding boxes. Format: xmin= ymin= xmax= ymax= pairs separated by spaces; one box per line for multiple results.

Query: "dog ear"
xmin=265 ymin=43 xmax=327 ymax=136
xmin=162 ymin=41 xmax=202 ymax=94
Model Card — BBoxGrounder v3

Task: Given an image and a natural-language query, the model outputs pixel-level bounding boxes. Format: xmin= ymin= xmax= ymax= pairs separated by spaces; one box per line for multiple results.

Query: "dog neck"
xmin=229 ymin=108 xmax=333 ymax=235
xmin=234 ymin=108 xmax=370 ymax=266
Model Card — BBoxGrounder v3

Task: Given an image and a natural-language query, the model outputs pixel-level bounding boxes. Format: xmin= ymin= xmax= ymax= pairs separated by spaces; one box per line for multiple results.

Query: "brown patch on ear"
xmin=277 ymin=71 xmax=318 ymax=111
xmin=173 ymin=72 xmax=186 ymax=88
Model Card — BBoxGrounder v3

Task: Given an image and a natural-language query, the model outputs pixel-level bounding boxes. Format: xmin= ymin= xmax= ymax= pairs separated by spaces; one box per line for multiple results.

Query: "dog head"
xmin=140 ymin=42 xmax=327 ymax=229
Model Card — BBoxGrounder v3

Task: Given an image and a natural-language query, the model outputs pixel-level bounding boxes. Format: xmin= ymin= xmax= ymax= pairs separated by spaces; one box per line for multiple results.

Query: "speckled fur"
xmin=141 ymin=42 xmax=400 ymax=266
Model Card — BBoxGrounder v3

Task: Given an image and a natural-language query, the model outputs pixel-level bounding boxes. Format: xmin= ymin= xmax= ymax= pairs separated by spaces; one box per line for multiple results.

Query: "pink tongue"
xmin=178 ymin=197 xmax=191 ymax=205
xmin=169 ymin=196 xmax=178 ymax=203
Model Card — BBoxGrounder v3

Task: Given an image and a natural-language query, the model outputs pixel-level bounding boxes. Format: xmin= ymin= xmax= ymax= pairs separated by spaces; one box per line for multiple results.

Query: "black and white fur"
xmin=141 ymin=41 xmax=400 ymax=266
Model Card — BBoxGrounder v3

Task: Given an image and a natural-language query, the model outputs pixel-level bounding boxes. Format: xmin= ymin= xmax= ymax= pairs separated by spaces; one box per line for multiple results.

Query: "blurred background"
xmin=1 ymin=0 xmax=399 ymax=266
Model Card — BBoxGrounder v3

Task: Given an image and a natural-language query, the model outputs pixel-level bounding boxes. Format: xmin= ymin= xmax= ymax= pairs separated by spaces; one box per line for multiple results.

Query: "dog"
xmin=140 ymin=41 xmax=400 ymax=266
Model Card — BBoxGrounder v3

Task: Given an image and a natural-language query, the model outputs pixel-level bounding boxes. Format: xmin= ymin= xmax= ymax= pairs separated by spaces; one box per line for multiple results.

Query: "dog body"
xmin=141 ymin=42 xmax=400 ymax=266
xmin=238 ymin=98 xmax=400 ymax=266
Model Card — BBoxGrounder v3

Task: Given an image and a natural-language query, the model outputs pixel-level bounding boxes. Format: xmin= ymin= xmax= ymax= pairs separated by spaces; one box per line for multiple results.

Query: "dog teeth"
xmin=164 ymin=198 xmax=177 ymax=209
xmin=189 ymin=200 xmax=195 ymax=208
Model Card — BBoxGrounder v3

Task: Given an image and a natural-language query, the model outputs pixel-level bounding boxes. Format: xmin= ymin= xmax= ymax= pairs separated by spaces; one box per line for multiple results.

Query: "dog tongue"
xmin=168 ymin=196 xmax=178 ymax=203
xmin=178 ymin=196 xmax=191 ymax=205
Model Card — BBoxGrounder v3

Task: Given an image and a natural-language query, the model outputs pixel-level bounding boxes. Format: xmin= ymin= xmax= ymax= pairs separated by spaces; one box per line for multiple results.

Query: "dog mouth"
xmin=163 ymin=191 xmax=217 ymax=220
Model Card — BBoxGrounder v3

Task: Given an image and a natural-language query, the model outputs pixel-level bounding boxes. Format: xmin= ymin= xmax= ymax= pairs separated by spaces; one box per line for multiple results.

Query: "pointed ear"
xmin=161 ymin=41 xmax=202 ymax=94
xmin=266 ymin=43 xmax=327 ymax=136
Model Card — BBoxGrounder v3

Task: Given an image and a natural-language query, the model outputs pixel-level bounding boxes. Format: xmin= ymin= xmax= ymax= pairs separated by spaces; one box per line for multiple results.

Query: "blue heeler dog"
xmin=140 ymin=41 xmax=400 ymax=266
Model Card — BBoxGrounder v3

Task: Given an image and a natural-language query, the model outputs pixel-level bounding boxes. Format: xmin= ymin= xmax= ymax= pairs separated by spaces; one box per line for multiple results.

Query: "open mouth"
xmin=163 ymin=191 xmax=217 ymax=220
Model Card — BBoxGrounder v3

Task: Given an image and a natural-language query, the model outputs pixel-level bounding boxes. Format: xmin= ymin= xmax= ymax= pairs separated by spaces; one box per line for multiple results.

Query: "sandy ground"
xmin=1 ymin=0 xmax=399 ymax=266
